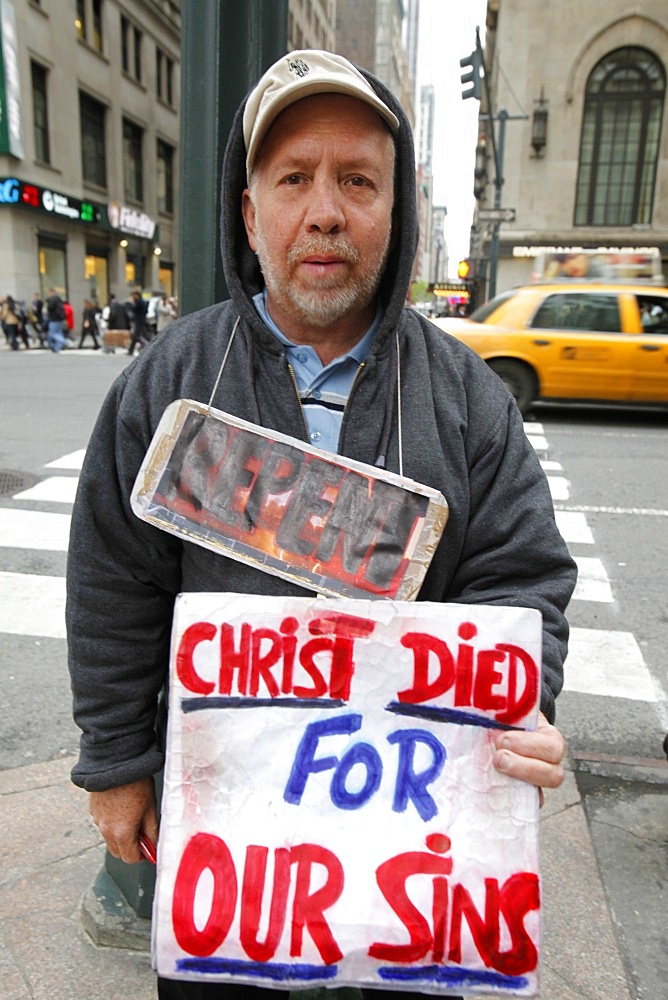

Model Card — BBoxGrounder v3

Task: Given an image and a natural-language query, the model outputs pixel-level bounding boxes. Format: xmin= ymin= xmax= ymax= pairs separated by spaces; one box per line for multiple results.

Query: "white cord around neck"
xmin=206 ymin=316 xmax=240 ymax=410
xmin=396 ymin=328 xmax=404 ymax=478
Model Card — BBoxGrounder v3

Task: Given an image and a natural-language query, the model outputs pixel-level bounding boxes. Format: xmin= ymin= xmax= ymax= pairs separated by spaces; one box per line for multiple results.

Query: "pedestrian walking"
xmin=78 ymin=299 xmax=102 ymax=349
xmin=1 ymin=294 xmax=29 ymax=350
xmin=127 ymin=289 xmax=149 ymax=354
xmin=156 ymin=293 xmax=177 ymax=333
xmin=45 ymin=288 xmax=67 ymax=353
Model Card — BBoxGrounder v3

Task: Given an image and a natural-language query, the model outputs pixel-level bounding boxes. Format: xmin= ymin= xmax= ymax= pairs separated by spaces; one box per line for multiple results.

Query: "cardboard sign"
xmin=153 ymin=594 xmax=543 ymax=995
xmin=131 ymin=400 xmax=448 ymax=601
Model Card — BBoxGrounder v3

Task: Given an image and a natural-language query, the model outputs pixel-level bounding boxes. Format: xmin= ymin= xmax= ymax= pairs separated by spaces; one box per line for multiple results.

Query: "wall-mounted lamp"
xmin=531 ymin=90 xmax=549 ymax=157
xmin=153 ymin=246 xmax=162 ymax=256
xmin=119 ymin=238 xmax=128 ymax=248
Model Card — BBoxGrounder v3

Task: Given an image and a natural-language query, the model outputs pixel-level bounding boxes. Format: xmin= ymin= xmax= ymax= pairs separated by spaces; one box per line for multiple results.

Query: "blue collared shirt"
xmin=252 ymin=291 xmax=381 ymax=454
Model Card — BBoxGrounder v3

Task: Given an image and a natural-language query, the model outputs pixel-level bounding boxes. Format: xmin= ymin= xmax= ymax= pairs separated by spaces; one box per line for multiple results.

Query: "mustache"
xmin=287 ymin=235 xmax=361 ymax=267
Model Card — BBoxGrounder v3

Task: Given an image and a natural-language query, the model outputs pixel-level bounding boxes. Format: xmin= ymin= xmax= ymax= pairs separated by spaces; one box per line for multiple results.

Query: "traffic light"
xmin=460 ymin=46 xmax=483 ymax=100
xmin=458 ymin=258 xmax=473 ymax=280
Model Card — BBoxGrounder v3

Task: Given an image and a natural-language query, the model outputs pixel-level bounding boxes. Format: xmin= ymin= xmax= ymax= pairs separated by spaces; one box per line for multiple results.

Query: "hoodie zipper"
xmin=285 ymin=358 xmax=367 ymax=448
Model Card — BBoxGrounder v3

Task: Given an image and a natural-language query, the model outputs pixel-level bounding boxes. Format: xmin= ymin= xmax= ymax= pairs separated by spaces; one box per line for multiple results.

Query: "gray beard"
xmin=254 ymin=230 xmax=391 ymax=330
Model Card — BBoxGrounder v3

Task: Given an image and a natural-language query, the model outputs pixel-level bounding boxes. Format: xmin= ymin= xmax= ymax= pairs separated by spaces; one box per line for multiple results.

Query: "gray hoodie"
xmin=66 ymin=66 xmax=576 ymax=792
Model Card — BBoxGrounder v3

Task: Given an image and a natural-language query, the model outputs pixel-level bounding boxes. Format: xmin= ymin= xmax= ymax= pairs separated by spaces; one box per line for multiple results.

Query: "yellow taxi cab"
xmin=433 ymin=255 xmax=668 ymax=415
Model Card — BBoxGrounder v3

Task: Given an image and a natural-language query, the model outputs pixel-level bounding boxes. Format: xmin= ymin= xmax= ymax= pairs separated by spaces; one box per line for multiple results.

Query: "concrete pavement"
xmin=1 ymin=755 xmax=642 ymax=1000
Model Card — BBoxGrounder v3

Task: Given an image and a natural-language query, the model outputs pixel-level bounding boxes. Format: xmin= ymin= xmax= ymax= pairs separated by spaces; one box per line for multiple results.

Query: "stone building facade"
xmin=474 ymin=0 xmax=668 ymax=293
xmin=0 ymin=0 xmax=180 ymax=312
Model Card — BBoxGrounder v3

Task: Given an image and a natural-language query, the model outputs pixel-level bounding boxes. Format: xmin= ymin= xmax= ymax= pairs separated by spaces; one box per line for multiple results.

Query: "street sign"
xmin=478 ymin=207 xmax=516 ymax=223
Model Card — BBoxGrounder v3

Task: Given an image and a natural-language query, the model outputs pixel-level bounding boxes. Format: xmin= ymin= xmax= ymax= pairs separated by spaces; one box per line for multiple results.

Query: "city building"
xmin=0 ymin=0 xmax=180 ymax=313
xmin=472 ymin=0 xmax=668 ymax=294
xmin=288 ymin=0 xmax=335 ymax=50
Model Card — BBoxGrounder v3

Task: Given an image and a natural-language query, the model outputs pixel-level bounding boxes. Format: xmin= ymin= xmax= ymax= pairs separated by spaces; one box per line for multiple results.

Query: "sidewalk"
xmin=0 ymin=757 xmax=632 ymax=1000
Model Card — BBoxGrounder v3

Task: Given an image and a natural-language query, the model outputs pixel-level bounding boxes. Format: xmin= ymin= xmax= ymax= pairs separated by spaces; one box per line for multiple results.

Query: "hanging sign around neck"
xmin=131 ymin=399 xmax=448 ymax=600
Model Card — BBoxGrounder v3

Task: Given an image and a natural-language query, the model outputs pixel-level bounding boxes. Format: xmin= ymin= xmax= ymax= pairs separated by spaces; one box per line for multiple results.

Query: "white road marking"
xmin=45 ymin=450 xmax=86 ymax=470
xmin=555 ymin=511 xmax=594 ymax=545
xmin=0 ymin=571 xmax=65 ymax=638
xmin=527 ymin=435 xmax=548 ymax=452
xmin=572 ymin=556 xmax=614 ymax=603
xmin=540 ymin=460 xmax=562 ymax=472
xmin=0 ymin=508 xmax=70 ymax=550
xmin=555 ymin=503 xmax=668 ymax=517
xmin=524 ymin=422 xmax=544 ymax=434
xmin=547 ymin=476 xmax=569 ymax=501
xmin=13 ymin=476 xmax=79 ymax=504
xmin=563 ymin=627 xmax=661 ymax=702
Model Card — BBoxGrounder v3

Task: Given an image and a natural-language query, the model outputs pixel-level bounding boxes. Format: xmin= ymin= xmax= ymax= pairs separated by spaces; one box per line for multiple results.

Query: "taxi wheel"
xmin=488 ymin=359 xmax=537 ymax=416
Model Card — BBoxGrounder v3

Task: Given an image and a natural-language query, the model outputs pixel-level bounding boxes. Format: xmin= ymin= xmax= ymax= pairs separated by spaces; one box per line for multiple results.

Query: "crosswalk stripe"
xmin=0 ymin=508 xmax=71 ymax=550
xmin=563 ymin=627 xmax=660 ymax=702
xmin=571 ymin=556 xmax=614 ymax=602
xmin=547 ymin=475 xmax=569 ymax=501
xmin=555 ymin=511 xmax=594 ymax=545
xmin=527 ymin=434 xmax=548 ymax=452
xmin=45 ymin=450 xmax=86 ymax=470
xmin=13 ymin=476 xmax=79 ymax=504
xmin=0 ymin=571 xmax=65 ymax=638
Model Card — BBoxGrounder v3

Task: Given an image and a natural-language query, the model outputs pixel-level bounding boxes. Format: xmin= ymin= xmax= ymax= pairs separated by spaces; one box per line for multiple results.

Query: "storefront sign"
xmin=131 ymin=400 xmax=449 ymax=602
xmin=107 ymin=199 xmax=157 ymax=239
xmin=0 ymin=176 xmax=102 ymax=224
xmin=0 ymin=0 xmax=23 ymax=158
xmin=153 ymin=593 xmax=543 ymax=995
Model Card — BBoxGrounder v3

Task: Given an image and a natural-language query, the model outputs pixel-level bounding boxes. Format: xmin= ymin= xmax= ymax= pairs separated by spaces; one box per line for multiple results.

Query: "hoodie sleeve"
xmin=445 ymin=391 xmax=577 ymax=724
xmin=66 ymin=372 xmax=183 ymax=791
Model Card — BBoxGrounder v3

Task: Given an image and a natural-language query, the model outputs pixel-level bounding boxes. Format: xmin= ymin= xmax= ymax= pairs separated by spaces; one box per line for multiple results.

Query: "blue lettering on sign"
xmin=0 ymin=178 xmax=19 ymax=203
xmin=284 ymin=713 xmax=446 ymax=820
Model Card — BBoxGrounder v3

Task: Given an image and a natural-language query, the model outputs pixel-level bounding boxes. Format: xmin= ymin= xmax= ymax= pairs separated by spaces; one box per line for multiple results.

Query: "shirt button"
xmin=297 ymin=351 xmax=307 ymax=363
xmin=310 ymin=431 xmax=322 ymax=443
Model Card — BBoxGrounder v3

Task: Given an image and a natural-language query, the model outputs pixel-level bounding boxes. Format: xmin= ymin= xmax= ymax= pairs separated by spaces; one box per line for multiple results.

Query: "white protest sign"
xmin=153 ymin=594 xmax=543 ymax=995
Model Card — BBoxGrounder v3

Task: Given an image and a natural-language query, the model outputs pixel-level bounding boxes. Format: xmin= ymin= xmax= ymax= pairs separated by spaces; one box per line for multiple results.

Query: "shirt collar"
xmin=252 ymin=290 xmax=382 ymax=365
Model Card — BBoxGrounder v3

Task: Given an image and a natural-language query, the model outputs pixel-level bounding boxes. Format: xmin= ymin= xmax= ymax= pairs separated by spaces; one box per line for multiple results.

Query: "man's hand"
xmin=492 ymin=713 xmax=566 ymax=804
xmin=89 ymin=777 xmax=159 ymax=863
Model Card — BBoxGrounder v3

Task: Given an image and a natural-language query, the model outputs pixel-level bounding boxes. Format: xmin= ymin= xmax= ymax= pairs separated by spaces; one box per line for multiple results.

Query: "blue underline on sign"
xmin=384 ymin=701 xmax=522 ymax=731
xmin=174 ymin=957 xmax=338 ymax=982
xmin=181 ymin=696 xmax=346 ymax=713
xmin=377 ymin=963 xmax=529 ymax=989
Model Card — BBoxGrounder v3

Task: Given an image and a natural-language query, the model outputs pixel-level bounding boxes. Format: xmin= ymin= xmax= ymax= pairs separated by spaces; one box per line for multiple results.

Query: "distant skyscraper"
xmin=405 ymin=0 xmax=421 ymax=103
xmin=418 ymin=84 xmax=435 ymax=176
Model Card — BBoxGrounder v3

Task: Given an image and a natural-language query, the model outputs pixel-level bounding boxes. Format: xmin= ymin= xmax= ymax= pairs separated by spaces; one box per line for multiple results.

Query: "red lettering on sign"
xmin=397 ymin=622 xmax=539 ymax=725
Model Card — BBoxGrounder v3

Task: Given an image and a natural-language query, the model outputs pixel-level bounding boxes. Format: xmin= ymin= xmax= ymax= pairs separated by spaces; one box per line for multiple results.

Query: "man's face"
xmin=242 ymin=94 xmax=395 ymax=340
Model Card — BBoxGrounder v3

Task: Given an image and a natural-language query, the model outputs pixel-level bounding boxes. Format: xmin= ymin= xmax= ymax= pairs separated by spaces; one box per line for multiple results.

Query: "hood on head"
xmin=219 ymin=54 xmax=419 ymax=348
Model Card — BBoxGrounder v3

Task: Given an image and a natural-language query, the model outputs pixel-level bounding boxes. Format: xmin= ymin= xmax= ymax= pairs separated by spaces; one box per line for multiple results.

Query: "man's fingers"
xmin=492 ymin=714 xmax=567 ymax=790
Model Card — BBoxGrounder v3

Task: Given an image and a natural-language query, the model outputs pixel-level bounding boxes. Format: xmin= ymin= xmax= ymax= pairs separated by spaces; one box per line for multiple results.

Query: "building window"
xmin=157 ymin=139 xmax=174 ymax=214
xmin=31 ymin=61 xmax=50 ymax=164
xmin=123 ymin=118 xmax=143 ymax=202
xmin=80 ymin=92 xmax=107 ymax=188
xmin=92 ymin=0 xmax=103 ymax=52
xmin=574 ymin=47 xmax=666 ymax=226
xmin=121 ymin=14 xmax=129 ymax=72
xmin=134 ymin=26 xmax=142 ymax=81
xmin=121 ymin=15 xmax=142 ymax=82
xmin=156 ymin=48 xmax=174 ymax=106
xmin=76 ymin=0 xmax=103 ymax=52
xmin=76 ymin=0 xmax=86 ymax=39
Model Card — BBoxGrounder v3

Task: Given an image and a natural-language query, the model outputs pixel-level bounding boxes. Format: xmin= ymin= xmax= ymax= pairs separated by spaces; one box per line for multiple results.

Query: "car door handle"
xmin=532 ymin=339 xmax=551 ymax=346
xmin=640 ymin=344 xmax=660 ymax=351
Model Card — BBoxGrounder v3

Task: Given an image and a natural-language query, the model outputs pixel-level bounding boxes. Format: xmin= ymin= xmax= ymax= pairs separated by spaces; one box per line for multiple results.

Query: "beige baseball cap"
xmin=243 ymin=49 xmax=400 ymax=175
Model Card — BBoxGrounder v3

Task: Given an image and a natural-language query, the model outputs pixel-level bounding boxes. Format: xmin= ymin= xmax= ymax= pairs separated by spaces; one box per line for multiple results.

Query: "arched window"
xmin=574 ymin=47 xmax=665 ymax=226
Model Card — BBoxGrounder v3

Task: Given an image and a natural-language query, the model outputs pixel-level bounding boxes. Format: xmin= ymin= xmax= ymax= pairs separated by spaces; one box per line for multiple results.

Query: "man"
xmin=45 ymin=287 xmax=67 ymax=353
xmin=127 ymin=288 xmax=150 ymax=354
xmin=67 ymin=51 xmax=576 ymax=999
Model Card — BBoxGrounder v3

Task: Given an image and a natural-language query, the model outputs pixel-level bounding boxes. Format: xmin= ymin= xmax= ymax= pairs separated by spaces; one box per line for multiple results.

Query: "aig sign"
xmin=0 ymin=177 xmax=19 ymax=203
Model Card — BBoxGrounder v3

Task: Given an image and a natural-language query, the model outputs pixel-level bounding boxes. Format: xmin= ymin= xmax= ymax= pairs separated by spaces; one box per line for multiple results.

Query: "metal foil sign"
xmin=153 ymin=593 xmax=543 ymax=995
xmin=130 ymin=400 xmax=448 ymax=601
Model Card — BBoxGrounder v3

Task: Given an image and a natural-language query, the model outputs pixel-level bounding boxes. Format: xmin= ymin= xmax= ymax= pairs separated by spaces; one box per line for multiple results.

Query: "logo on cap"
xmin=287 ymin=57 xmax=310 ymax=78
